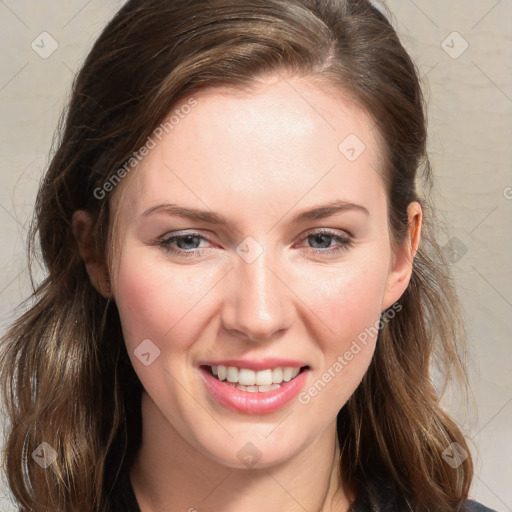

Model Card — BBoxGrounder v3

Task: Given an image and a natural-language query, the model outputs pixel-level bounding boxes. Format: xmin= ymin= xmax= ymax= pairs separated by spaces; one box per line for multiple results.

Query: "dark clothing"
xmin=106 ymin=461 xmax=500 ymax=512
xmin=465 ymin=502 xmax=500 ymax=512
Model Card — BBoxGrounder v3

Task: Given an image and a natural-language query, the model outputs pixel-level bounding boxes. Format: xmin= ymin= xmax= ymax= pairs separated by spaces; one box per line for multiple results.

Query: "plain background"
xmin=0 ymin=1 xmax=510 ymax=510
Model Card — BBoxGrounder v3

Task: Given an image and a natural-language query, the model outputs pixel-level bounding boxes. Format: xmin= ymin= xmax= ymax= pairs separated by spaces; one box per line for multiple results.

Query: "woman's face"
xmin=110 ymin=75 xmax=414 ymax=469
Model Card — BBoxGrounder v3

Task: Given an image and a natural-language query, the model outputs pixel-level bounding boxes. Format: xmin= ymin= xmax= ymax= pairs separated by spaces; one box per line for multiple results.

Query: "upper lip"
xmin=199 ymin=358 xmax=309 ymax=371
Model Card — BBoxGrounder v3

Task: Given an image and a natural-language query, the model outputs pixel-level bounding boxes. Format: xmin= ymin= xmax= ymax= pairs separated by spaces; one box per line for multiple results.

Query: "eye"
xmin=154 ymin=229 xmax=353 ymax=258
xmin=297 ymin=229 xmax=353 ymax=257
xmin=157 ymin=232 xmax=209 ymax=258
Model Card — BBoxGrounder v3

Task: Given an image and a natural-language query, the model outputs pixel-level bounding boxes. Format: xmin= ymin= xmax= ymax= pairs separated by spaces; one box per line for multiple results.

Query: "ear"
xmin=381 ymin=202 xmax=422 ymax=311
xmin=72 ymin=210 xmax=112 ymax=298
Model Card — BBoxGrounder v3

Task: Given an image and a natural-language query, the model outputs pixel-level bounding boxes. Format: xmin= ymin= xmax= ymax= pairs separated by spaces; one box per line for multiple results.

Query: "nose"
xmin=220 ymin=243 xmax=294 ymax=343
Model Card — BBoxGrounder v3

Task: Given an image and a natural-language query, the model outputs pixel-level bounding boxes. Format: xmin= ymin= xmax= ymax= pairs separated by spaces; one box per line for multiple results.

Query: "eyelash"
xmin=155 ymin=230 xmax=353 ymax=258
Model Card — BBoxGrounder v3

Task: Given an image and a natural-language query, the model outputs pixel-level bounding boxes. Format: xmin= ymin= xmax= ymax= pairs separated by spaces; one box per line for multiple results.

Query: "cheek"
xmin=294 ymin=263 xmax=389 ymax=413
xmin=296 ymin=256 xmax=390 ymax=346
xmin=114 ymin=248 xmax=209 ymax=354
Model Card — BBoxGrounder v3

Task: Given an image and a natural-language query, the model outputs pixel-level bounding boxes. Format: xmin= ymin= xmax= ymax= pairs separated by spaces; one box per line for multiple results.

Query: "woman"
xmin=0 ymin=0 xmax=499 ymax=511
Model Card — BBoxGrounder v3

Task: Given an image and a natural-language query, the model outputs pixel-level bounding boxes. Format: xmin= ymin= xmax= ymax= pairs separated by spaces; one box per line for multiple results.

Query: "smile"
xmin=208 ymin=365 xmax=305 ymax=392
xmin=199 ymin=364 xmax=310 ymax=414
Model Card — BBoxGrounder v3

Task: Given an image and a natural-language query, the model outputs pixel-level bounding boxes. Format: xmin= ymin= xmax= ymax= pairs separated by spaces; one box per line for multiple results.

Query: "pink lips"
xmin=199 ymin=365 xmax=309 ymax=415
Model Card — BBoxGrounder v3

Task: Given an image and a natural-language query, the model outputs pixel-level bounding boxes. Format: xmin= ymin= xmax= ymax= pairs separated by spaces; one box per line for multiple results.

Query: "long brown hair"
xmin=1 ymin=0 xmax=473 ymax=510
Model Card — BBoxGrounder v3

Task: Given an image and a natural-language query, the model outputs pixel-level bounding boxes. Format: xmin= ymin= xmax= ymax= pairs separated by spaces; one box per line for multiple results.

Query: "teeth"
xmin=235 ymin=383 xmax=281 ymax=392
xmin=238 ymin=368 xmax=256 ymax=386
xmin=255 ymin=369 xmax=273 ymax=386
xmin=283 ymin=367 xmax=294 ymax=382
xmin=272 ymin=367 xmax=283 ymax=383
xmin=226 ymin=366 xmax=239 ymax=383
xmin=210 ymin=365 xmax=302 ymax=386
xmin=217 ymin=365 xmax=227 ymax=381
xmin=257 ymin=384 xmax=279 ymax=392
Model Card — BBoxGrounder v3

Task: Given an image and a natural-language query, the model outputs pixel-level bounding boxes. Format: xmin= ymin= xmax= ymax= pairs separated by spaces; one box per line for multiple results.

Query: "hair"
xmin=0 ymin=0 xmax=474 ymax=511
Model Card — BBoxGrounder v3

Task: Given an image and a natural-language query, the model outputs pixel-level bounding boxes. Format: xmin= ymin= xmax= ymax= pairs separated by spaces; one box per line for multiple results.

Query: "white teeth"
xmin=282 ymin=367 xmax=300 ymax=382
xmin=283 ymin=367 xmax=294 ymax=382
xmin=210 ymin=364 xmax=304 ymax=387
xmin=255 ymin=369 xmax=273 ymax=386
xmin=257 ymin=384 xmax=279 ymax=392
xmin=238 ymin=368 xmax=256 ymax=386
xmin=226 ymin=366 xmax=239 ymax=383
xmin=217 ymin=365 xmax=227 ymax=381
xmin=272 ymin=367 xmax=283 ymax=383
xmin=240 ymin=384 xmax=281 ymax=392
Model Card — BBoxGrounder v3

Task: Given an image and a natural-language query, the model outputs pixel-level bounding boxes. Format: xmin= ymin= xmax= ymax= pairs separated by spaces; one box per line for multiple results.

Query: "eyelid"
xmin=157 ymin=227 xmax=352 ymax=243
xmin=301 ymin=226 xmax=353 ymax=240
xmin=155 ymin=227 xmax=354 ymax=257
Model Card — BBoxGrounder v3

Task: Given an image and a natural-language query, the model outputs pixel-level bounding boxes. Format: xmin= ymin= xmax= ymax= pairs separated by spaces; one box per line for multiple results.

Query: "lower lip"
xmin=199 ymin=367 xmax=309 ymax=415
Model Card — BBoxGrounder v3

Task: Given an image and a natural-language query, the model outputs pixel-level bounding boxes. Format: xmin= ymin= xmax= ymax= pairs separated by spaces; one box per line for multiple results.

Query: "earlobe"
xmin=72 ymin=210 xmax=112 ymax=298
xmin=381 ymin=202 xmax=422 ymax=311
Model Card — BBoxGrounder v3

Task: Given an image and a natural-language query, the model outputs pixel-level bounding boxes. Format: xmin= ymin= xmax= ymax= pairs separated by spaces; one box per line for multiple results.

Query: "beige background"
xmin=0 ymin=1 xmax=510 ymax=510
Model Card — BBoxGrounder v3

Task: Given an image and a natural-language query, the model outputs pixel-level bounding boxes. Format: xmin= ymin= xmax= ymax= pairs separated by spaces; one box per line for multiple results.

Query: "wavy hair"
xmin=1 ymin=0 xmax=473 ymax=510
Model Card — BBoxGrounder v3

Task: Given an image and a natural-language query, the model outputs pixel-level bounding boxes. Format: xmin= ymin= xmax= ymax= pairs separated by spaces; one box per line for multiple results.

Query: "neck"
xmin=130 ymin=391 xmax=352 ymax=512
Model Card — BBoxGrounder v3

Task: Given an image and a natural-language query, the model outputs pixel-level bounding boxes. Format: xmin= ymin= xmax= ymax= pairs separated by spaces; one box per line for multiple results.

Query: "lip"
xmin=198 ymin=358 xmax=307 ymax=371
xmin=199 ymin=365 xmax=310 ymax=415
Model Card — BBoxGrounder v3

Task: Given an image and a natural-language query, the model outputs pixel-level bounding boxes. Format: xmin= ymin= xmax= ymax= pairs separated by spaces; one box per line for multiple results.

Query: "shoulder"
xmin=352 ymin=477 xmax=502 ymax=512
xmin=464 ymin=499 xmax=500 ymax=512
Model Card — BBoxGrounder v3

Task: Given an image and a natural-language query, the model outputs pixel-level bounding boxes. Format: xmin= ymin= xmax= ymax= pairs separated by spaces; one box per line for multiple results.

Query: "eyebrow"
xmin=141 ymin=199 xmax=369 ymax=225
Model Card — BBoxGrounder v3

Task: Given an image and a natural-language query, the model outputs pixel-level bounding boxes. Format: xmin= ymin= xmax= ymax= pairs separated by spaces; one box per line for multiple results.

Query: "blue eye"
xmin=300 ymin=230 xmax=353 ymax=256
xmin=156 ymin=229 xmax=353 ymax=258
xmin=158 ymin=232 xmax=207 ymax=258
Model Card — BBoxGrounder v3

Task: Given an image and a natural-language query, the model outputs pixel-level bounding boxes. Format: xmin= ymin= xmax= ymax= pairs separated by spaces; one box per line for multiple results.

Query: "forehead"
xmin=113 ymin=76 xmax=385 ymax=223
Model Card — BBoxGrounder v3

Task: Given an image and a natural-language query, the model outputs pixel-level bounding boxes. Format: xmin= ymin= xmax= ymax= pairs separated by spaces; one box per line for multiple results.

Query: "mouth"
xmin=199 ymin=363 xmax=311 ymax=414
xmin=201 ymin=364 xmax=309 ymax=393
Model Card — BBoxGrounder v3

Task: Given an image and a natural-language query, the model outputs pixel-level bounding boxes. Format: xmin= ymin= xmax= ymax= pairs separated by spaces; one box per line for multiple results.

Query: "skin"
xmin=73 ymin=75 xmax=421 ymax=512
